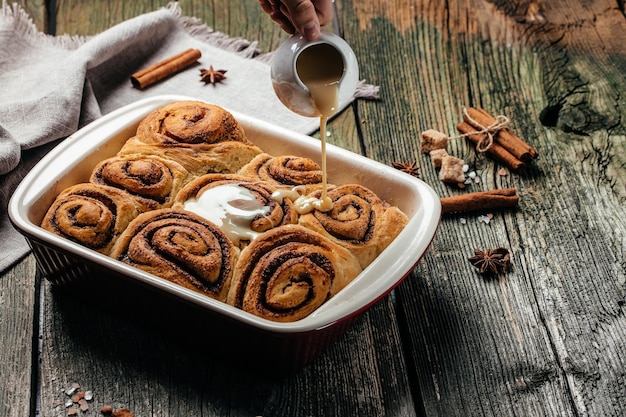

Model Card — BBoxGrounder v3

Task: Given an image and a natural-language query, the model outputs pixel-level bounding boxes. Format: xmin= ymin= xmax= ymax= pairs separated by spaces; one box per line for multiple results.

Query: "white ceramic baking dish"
xmin=9 ymin=95 xmax=440 ymax=371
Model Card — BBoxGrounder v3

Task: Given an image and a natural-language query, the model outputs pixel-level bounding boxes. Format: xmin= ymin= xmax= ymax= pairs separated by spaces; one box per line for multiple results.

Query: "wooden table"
xmin=3 ymin=1 xmax=625 ymax=416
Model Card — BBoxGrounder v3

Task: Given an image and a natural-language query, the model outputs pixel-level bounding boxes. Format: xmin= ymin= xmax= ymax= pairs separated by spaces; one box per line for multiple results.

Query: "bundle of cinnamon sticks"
xmin=456 ymin=107 xmax=538 ymax=171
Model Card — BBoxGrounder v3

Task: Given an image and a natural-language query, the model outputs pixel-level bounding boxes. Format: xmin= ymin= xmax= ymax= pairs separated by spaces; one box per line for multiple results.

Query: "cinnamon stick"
xmin=465 ymin=107 xmax=539 ymax=162
xmin=440 ymin=188 xmax=519 ymax=214
xmin=456 ymin=121 xmax=526 ymax=171
xmin=131 ymin=48 xmax=202 ymax=89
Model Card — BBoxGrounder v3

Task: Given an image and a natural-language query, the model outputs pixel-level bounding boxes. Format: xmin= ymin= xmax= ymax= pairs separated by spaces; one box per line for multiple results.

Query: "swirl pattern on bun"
xmin=137 ymin=100 xmax=246 ymax=145
xmin=238 ymin=153 xmax=331 ymax=193
xmin=227 ymin=225 xmax=362 ymax=322
xmin=41 ymin=183 xmax=143 ymax=254
xmin=298 ymin=184 xmax=408 ymax=268
xmin=109 ymin=208 xmax=238 ymax=301
xmin=90 ymin=154 xmax=190 ymax=210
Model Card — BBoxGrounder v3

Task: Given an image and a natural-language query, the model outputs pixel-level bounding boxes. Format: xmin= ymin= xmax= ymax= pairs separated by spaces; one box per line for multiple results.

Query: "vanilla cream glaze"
xmin=183 ymin=184 xmax=270 ymax=245
xmin=272 ymin=185 xmax=330 ymax=215
xmin=296 ymin=43 xmax=345 ymax=212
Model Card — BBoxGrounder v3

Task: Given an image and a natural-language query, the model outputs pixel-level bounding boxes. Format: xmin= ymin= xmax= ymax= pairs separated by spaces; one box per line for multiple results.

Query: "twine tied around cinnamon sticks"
xmin=455 ymin=107 xmax=539 ymax=171
xmin=453 ymin=108 xmax=510 ymax=153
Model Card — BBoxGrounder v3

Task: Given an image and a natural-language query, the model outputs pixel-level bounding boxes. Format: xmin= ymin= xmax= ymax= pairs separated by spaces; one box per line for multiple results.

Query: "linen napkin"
xmin=0 ymin=2 xmax=378 ymax=273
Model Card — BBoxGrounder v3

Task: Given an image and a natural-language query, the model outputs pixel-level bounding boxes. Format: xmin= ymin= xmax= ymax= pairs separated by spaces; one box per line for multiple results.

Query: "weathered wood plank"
xmin=341 ymin=0 xmax=626 ymax=416
xmin=38 ymin=278 xmax=415 ymax=417
xmin=0 ymin=256 xmax=38 ymax=417
xmin=491 ymin=0 xmax=626 ymax=201
xmin=54 ymin=0 xmax=286 ymax=53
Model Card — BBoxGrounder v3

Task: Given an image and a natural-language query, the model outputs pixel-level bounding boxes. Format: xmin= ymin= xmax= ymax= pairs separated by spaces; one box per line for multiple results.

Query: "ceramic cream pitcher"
xmin=270 ymin=32 xmax=359 ymax=117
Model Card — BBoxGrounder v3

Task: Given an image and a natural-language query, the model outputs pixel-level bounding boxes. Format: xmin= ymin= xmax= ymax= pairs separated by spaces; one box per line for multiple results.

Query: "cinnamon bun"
xmin=90 ymin=154 xmax=190 ymax=210
xmin=297 ymin=184 xmax=408 ymax=268
xmin=237 ymin=153 xmax=331 ymax=193
xmin=109 ymin=208 xmax=238 ymax=301
xmin=226 ymin=224 xmax=362 ymax=322
xmin=172 ymin=173 xmax=298 ymax=247
xmin=41 ymin=183 xmax=143 ymax=255
xmin=118 ymin=101 xmax=262 ymax=175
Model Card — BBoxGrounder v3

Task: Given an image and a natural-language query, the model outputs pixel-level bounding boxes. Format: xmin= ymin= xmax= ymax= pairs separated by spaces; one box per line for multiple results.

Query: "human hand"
xmin=258 ymin=0 xmax=334 ymax=41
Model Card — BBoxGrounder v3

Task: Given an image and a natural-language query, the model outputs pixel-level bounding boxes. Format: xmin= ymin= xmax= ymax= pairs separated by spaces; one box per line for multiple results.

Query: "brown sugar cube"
xmin=430 ymin=148 xmax=449 ymax=168
xmin=439 ymin=155 xmax=466 ymax=184
xmin=420 ymin=129 xmax=449 ymax=154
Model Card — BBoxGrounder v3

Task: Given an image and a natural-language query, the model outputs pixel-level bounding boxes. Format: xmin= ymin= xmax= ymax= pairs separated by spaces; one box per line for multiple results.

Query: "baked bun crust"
xmin=298 ymin=184 xmax=408 ymax=268
xmin=41 ymin=183 xmax=143 ymax=255
xmin=227 ymin=225 xmax=362 ymax=322
xmin=118 ymin=101 xmax=262 ymax=176
xmin=110 ymin=208 xmax=238 ymax=301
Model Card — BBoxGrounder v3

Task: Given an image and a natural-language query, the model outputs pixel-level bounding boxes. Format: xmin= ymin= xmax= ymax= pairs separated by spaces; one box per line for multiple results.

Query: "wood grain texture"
xmin=0 ymin=256 xmax=38 ymax=417
xmin=54 ymin=0 xmax=287 ymax=53
xmin=38 ymin=279 xmax=414 ymax=417
xmin=340 ymin=0 xmax=626 ymax=415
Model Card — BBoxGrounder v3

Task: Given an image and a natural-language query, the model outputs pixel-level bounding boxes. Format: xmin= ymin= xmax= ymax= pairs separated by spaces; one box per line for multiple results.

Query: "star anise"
xmin=392 ymin=160 xmax=420 ymax=177
xmin=468 ymin=247 xmax=511 ymax=275
xmin=199 ymin=65 xmax=227 ymax=85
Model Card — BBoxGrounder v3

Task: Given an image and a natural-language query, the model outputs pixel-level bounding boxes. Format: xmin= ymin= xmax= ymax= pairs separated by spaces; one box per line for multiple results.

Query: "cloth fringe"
xmin=0 ymin=0 xmax=87 ymax=49
xmin=354 ymin=80 xmax=380 ymax=100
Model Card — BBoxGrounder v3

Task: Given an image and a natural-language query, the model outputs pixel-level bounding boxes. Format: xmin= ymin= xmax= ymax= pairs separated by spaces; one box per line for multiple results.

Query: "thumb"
xmin=281 ymin=0 xmax=321 ymax=40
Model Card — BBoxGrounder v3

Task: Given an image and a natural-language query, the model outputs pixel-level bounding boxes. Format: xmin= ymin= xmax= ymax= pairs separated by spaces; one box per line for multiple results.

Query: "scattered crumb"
xmin=497 ymin=167 xmax=508 ymax=176
xmin=79 ymin=398 xmax=89 ymax=411
xmin=71 ymin=392 xmax=83 ymax=403
xmin=56 ymin=382 xmax=95 ymax=415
